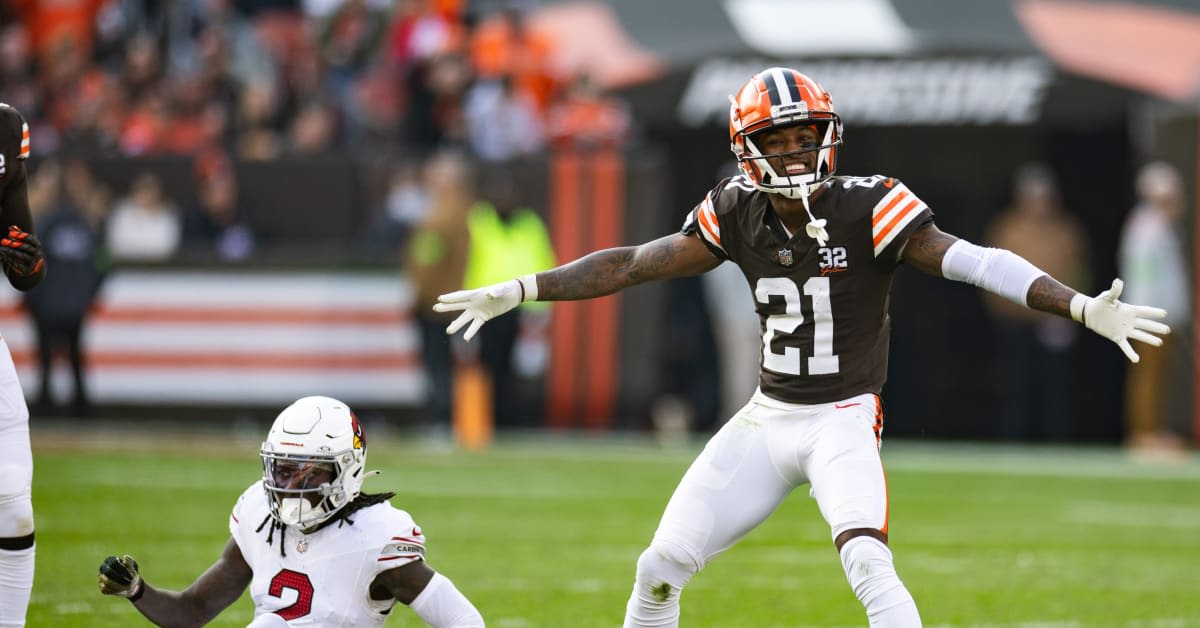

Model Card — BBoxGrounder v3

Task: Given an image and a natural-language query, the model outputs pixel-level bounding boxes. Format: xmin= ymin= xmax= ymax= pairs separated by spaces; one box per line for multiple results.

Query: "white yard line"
xmin=1061 ymin=501 xmax=1200 ymax=529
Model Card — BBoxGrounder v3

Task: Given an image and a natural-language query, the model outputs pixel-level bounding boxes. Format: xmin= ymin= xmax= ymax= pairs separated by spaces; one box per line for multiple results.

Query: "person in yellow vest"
xmin=463 ymin=171 xmax=555 ymax=429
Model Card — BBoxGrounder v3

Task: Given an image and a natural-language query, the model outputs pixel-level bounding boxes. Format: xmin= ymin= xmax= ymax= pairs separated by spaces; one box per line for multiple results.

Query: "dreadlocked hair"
xmin=257 ymin=491 xmax=398 ymax=557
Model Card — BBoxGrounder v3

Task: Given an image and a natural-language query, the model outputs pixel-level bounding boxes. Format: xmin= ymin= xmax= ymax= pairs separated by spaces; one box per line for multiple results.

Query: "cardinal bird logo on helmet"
xmin=350 ymin=412 xmax=365 ymax=450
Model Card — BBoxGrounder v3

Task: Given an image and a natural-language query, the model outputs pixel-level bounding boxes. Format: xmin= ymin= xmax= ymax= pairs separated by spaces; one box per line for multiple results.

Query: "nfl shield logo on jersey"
xmin=777 ymin=248 xmax=794 ymax=267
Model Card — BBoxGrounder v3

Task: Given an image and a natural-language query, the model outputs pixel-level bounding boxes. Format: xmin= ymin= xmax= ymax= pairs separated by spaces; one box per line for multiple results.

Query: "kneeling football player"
xmin=98 ymin=396 xmax=485 ymax=627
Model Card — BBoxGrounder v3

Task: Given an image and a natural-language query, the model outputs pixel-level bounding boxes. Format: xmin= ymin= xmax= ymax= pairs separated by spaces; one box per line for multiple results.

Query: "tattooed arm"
xmin=434 ymin=233 xmax=721 ymax=341
xmin=900 ymin=222 xmax=1078 ymax=318
xmin=900 ymin=222 xmax=1169 ymax=361
xmin=537 ymin=233 xmax=722 ymax=301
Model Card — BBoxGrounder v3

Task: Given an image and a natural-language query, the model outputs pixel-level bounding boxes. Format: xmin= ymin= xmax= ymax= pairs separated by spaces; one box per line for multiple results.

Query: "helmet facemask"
xmin=259 ymin=395 xmax=368 ymax=534
xmin=733 ymin=115 xmax=842 ymax=200
xmin=261 ymin=449 xmax=362 ymax=533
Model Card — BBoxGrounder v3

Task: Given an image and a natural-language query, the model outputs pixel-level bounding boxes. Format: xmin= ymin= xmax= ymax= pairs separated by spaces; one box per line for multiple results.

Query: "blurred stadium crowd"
xmin=1 ymin=0 xmax=631 ymax=264
xmin=3 ymin=1 xmax=1193 ymax=451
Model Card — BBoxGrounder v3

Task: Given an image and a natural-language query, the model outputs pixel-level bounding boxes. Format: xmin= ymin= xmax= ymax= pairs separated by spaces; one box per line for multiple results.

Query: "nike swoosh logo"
xmin=835 ymin=402 xmax=861 ymax=409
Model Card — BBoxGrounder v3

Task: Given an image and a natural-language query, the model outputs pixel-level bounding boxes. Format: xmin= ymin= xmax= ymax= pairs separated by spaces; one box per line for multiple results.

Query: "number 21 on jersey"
xmin=755 ymin=277 xmax=840 ymax=376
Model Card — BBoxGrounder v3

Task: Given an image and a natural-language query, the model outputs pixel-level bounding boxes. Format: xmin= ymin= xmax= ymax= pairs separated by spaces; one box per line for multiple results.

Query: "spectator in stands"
xmin=166 ymin=74 xmax=234 ymax=155
xmin=546 ymin=72 xmax=631 ymax=151
xmin=387 ymin=0 xmax=462 ymax=75
xmin=461 ymin=170 xmax=556 ymax=427
xmin=469 ymin=1 xmax=560 ymax=114
xmin=983 ymin=163 xmax=1090 ymax=441
xmin=106 ymin=172 xmax=182 ymax=262
xmin=233 ymin=81 xmax=284 ymax=160
xmin=57 ymin=70 xmax=120 ymax=157
xmin=463 ymin=73 xmax=543 ymax=162
xmin=345 ymin=68 xmax=404 ymax=154
xmin=406 ymin=151 xmax=475 ymax=441
xmin=317 ymin=0 xmax=390 ymax=106
xmin=1118 ymin=161 xmax=1190 ymax=457
xmin=119 ymin=32 xmax=163 ymax=104
xmin=41 ymin=35 xmax=93 ymax=149
xmin=118 ymin=86 xmax=171 ymax=155
xmin=92 ymin=1 xmax=166 ymax=71
xmin=277 ymin=38 xmax=326 ymax=132
xmin=9 ymin=0 xmax=106 ymax=62
xmin=0 ymin=24 xmax=39 ymax=117
xmin=190 ymin=24 xmax=251 ymax=118
xmin=24 ymin=157 xmax=110 ymax=416
xmin=401 ymin=50 xmax=472 ymax=149
xmin=286 ymin=101 xmax=339 ymax=156
xmin=361 ymin=157 xmax=429 ymax=258
xmin=388 ymin=0 xmax=469 ymax=149
xmin=166 ymin=2 xmax=272 ymax=95
xmin=181 ymin=151 xmax=256 ymax=262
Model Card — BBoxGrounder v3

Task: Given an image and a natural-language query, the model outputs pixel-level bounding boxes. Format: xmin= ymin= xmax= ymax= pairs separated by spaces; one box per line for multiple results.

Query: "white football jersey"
xmin=230 ymin=482 xmax=427 ymax=627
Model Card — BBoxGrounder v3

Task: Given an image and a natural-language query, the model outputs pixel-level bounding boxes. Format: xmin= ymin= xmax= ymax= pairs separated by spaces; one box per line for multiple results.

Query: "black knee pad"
xmin=0 ymin=532 xmax=34 ymax=551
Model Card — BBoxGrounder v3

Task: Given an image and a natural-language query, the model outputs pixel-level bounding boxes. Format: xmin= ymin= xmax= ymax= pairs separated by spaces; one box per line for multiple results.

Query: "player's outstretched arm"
xmin=901 ymin=223 xmax=1170 ymax=362
xmin=434 ymin=232 xmax=719 ymax=340
xmin=374 ymin=560 xmax=485 ymax=627
xmin=98 ymin=538 xmax=253 ymax=627
xmin=0 ymin=161 xmax=46 ymax=290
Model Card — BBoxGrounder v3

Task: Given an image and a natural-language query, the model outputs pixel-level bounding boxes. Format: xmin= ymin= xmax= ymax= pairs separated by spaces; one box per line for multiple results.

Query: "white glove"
xmin=433 ymin=276 xmax=535 ymax=341
xmin=1070 ymin=278 xmax=1171 ymax=363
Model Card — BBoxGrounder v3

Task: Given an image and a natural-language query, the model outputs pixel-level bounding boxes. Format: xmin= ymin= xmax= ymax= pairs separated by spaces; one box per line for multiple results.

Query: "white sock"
xmin=623 ymin=542 xmax=698 ymax=628
xmin=839 ymin=536 xmax=921 ymax=627
xmin=0 ymin=543 xmax=34 ymax=628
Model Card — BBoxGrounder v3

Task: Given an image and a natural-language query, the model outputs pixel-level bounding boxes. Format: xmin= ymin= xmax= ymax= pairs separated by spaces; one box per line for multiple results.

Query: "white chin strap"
xmin=747 ymin=151 xmax=830 ymax=246
xmin=797 ymin=184 xmax=829 ymax=246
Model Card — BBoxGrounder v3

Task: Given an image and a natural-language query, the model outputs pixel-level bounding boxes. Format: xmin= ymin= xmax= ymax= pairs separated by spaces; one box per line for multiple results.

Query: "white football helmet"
xmin=260 ymin=396 xmax=368 ymax=533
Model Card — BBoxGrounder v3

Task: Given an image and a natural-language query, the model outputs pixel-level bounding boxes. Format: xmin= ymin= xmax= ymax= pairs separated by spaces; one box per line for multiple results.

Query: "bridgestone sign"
xmin=679 ymin=57 xmax=1054 ymax=127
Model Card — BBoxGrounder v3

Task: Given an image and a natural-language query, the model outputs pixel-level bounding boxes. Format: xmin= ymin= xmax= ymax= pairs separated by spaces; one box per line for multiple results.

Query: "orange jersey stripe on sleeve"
xmin=870 ymin=188 xmax=910 ymax=229
xmin=19 ymin=122 xmax=30 ymax=159
xmin=871 ymin=184 xmax=927 ymax=257
xmin=696 ymin=194 xmax=724 ymax=249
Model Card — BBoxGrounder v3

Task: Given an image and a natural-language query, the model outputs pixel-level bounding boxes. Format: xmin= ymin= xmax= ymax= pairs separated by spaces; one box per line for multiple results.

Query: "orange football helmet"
xmin=728 ymin=67 xmax=842 ymax=199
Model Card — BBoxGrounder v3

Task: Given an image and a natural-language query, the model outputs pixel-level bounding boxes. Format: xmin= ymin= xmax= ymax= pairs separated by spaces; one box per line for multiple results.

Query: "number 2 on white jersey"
xmin=755 ymin=277 xmax=840 ymax=375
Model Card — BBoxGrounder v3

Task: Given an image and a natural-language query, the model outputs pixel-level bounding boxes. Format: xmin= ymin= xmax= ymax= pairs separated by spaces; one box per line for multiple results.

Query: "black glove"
xmin=98 ymin=555 xmax=144 ymax=600
xmin=0 ymin=226 xmax=44 ymax=276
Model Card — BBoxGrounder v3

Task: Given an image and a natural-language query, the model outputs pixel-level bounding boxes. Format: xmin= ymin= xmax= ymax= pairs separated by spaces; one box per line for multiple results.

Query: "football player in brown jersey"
xmin=435 ymin=68 xmax=1170 ymax=627
xmin=0 ymin=102 xmax=46 ymax=627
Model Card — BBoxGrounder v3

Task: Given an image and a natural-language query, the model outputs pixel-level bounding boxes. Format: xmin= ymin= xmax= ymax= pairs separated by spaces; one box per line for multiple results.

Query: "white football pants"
xmin=0 ymin=337 xmax=35 ymax=628
xmin=624 ymin=390 xmax=891 ymax=626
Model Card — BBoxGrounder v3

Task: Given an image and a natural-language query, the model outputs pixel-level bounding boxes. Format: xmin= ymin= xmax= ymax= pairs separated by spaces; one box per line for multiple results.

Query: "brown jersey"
xmin=0 ymin=102 xmax=32 ymax=224
xmin=682 ymin=174 xmax=933 ymax=404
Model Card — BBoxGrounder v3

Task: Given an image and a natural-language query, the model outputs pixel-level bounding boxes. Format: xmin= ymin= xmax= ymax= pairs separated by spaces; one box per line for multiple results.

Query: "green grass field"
xmin=27 ymin=423 xmax=1200 ymax=627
